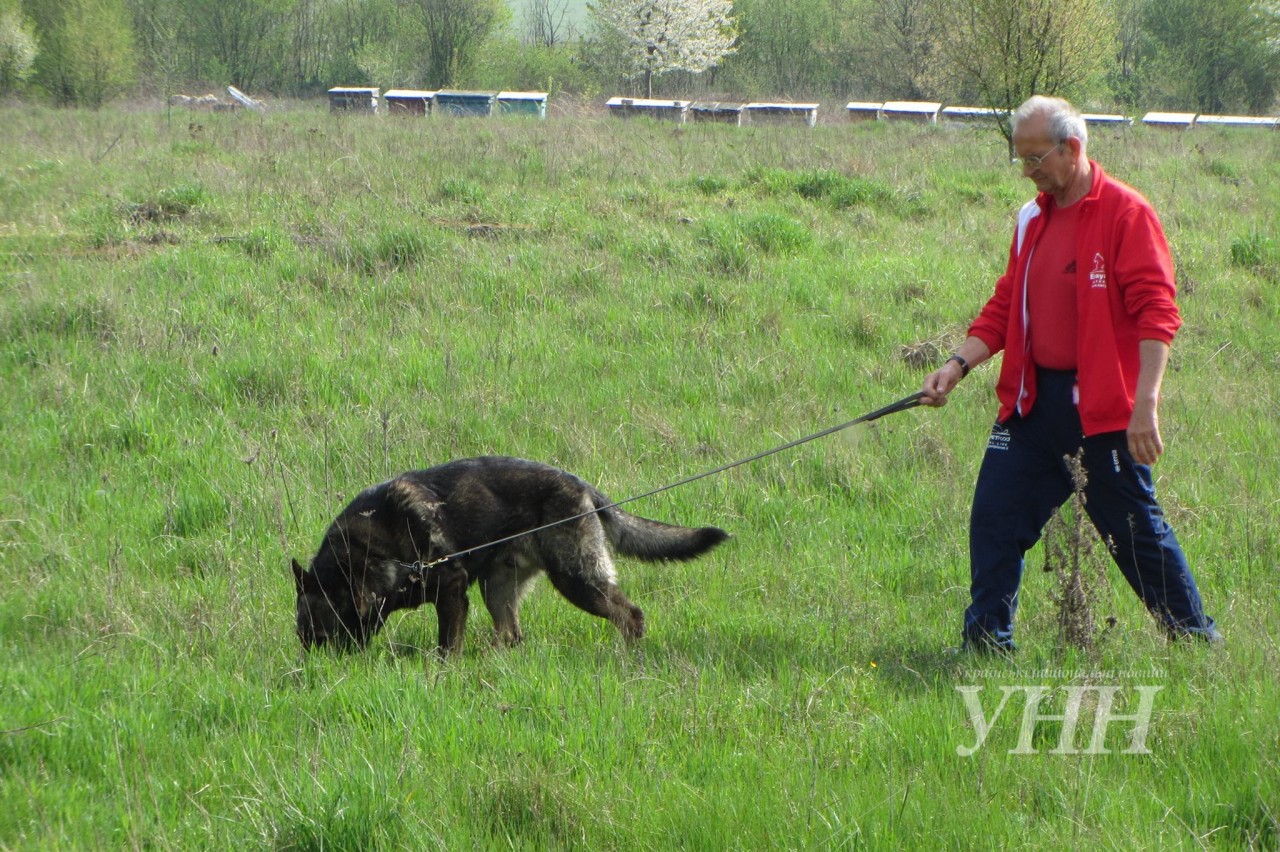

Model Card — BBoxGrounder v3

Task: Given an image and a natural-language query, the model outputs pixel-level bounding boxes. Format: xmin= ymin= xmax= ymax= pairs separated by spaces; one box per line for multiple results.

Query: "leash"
xmin=404 ymin=391 xmax=924 ymax=578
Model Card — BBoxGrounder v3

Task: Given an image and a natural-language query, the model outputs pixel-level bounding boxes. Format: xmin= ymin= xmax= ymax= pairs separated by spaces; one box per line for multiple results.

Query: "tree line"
xmin=1 ymin=0 xmax=1278 ymax=116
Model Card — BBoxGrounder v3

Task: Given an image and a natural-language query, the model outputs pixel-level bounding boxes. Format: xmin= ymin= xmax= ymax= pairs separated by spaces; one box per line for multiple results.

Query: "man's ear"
xmin=291 ymin=558 xmax=306 ymax=592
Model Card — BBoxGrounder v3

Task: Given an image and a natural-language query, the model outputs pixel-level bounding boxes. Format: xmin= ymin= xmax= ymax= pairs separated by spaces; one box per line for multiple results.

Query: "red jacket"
xmin=968 ymin=162 xmax=1182 ymax=436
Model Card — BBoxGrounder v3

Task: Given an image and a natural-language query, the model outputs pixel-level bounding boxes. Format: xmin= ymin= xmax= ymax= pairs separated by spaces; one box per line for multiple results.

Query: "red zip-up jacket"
xmin=968 ymin=162 xmax=1182 ymax=437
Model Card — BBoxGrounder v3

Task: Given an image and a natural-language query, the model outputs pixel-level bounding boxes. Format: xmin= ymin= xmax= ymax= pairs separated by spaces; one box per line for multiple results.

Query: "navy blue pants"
xmin=964 ymin=368 xmax=1216 ymax=649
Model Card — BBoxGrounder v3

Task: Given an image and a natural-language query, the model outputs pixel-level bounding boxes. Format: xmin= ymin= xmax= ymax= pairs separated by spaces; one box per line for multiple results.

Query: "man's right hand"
xmin=920 ymin=338 xmax=990 ymax=407
xmin=921 ymin=360 xmax=965 ymax=407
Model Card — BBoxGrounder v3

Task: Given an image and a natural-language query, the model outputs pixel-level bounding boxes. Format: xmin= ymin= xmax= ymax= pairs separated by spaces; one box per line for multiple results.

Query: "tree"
xmin=353 ymin=19 xmax=425 ymax=90
xmin=283 ymin=0 xmax=403 ymax=93
xmin=1139 ymin=0 xmax=1280 ymax=113
xmin=26 ymin=0 xmax=136 ymax=106
xmin=1105 ymin=0 xmax=1149 ymax=108
xmin=182 ymin=0 xmax=291 ymax=92
xmin=849 ymin=0 xmax=946 ymax=100
xmin=409 ymin=0 xmax=507 ymax=88
xmin=719 ymin=0 xmax=847 ymax=97
xmin=940 ymin=0 xmax=1114 ymax=152
xmin=302 ymin=0 xmax=403 ymax=93
xmin=124 ymin=0 xmax=197 ymax=96
xmin=522 ymin=0 xmax=577 ymax=48
xmin=0 ymin=0 xmax=38 ymax=95
xmin=471 ymin=31 xmax=591 ymax=93
xmin=589 ymin=0 xmax=737 ymax=98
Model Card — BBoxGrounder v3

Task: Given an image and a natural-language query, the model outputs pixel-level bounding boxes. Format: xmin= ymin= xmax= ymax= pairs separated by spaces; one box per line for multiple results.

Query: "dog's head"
xmin=293 ymin=476 xmax=444 ymax=652
xmin=291 ymin=552 xmax=386 ymax=652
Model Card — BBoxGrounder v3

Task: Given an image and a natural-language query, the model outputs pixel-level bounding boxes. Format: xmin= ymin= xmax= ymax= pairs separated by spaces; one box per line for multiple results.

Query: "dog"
xmin=292 ymin=456 xmax=728 ymax=654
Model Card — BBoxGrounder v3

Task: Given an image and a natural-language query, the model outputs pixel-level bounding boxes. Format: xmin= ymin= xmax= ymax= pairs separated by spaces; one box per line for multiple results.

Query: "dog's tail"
xmin=596 ymin=496 xmax=729 ymax=561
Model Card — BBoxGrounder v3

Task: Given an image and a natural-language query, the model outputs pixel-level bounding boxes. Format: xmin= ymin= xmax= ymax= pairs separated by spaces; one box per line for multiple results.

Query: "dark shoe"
xmin=1171 ymin=625 xmax=1224 ymax=644
xmin=961 ymin=636 xmax=1017 ymax=656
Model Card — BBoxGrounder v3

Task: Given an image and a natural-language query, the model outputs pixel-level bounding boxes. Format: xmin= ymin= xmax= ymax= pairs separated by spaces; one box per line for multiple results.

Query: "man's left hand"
xmin=1127 ymin=402 xmax=1164 ymax=465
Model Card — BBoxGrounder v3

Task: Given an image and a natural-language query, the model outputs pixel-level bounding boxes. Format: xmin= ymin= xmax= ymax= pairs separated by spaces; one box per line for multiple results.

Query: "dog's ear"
xmin=386 ymin=478 xmax=443 ymax=524
xmin=291 ymin=558 xmax=306 ymax=591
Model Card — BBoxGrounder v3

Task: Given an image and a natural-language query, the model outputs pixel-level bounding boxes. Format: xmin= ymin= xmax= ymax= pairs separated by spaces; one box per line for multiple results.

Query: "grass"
xmin=1 ymin=103 xmax=1278 ymax=849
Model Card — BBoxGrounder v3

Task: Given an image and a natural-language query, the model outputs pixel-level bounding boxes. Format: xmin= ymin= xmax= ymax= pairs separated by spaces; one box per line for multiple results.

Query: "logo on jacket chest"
xmin=1089 ymin=253 xmax=1107 ymax=289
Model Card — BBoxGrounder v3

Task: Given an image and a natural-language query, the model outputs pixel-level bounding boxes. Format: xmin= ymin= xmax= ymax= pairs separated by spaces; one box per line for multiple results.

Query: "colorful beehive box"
xmin=328 ymin=87 xmax=379 ymax=113
xmin=845 ymin=101 xmax=883 ymax=122
xmin=496 ymin=91 xmax=549 ymax=118
xmin=384 ymin=89 xmax=436 ymax=116
xmin=689 ymin=101 xmax=745 ymax=125
xmin=881 ymin=100 xmax=942 ymax=123
xmin=605 ymin=97 xmax=690 ymax=122
xmin=434 ymin=90 xmax=498 ymax=117
xmin=742 ymin=102 xmax=819 ymax=127
xmin=1142 ymin=112 xmax=1197 ymax=130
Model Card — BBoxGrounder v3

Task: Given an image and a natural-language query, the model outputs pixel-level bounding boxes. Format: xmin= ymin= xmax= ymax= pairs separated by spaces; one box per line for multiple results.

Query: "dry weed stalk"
xmin=1042 ymin=450 xmax=1115 ymax=651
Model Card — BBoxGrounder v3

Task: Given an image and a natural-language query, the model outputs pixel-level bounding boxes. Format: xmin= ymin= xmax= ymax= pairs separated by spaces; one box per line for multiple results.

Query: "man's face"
xmin=1013 ymin=115 xmax=1075 ymax=198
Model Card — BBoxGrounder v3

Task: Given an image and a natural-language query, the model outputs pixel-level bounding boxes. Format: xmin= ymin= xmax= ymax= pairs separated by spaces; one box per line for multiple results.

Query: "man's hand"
xmin=1128 ymin=339 xmax=1173 ymax=465
xmin=921 ymin=361 xmax=963 ymax=407
xmin=920 ymin=337 xmax=990 ymax=407
xmin=1127 ymin=400 xmax=1164 ymax=465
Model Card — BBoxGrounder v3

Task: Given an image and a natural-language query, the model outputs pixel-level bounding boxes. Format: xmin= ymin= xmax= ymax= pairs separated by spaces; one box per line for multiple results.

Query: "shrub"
xmin=692 ymin=174 xmax=730 ymax=195
xmin=737 ymin=212 xmax=811 ymax=255
xmin=1229 ymin=230 xmax=1277 ymax=271
xmin=372 ymin=227 xmax=430 ymax=270
xmin=438 ymin=177 xmax=485 ymax=205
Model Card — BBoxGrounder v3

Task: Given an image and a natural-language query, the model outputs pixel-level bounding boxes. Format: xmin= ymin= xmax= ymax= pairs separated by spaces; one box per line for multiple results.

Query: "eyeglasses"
xmin=1011 ymin=142 xmax=1063 ymax=169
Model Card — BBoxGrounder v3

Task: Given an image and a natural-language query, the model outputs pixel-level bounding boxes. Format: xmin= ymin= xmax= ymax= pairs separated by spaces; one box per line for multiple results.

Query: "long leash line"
xmin=407 ymin=391 xmax=925 ymax=575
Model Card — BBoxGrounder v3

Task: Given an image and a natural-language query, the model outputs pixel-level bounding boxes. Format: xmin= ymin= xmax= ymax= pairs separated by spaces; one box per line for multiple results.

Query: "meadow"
xmin=1 ymin=101 xmax=1278 ymax=849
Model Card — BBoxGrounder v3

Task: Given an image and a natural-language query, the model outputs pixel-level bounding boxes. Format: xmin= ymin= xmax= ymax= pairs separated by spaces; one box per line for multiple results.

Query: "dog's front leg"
xmin=433 ymin=563 xmax=470 ymax=656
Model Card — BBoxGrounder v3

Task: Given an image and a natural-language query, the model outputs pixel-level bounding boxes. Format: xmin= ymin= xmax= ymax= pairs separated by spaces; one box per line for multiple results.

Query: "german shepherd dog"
xmin=292 ymin=456 xmax=728 ymax=654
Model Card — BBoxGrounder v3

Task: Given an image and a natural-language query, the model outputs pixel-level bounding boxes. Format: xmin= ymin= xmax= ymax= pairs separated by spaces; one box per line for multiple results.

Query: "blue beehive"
xmin=605 ymin=97 xmax=689 ymax=123
xmin=742 ymin=102 xmax=820 ymax=128
xmin=497 ymin=91 xmax=548 ymax=119
xmin=1195 ymin=114 xmax=1277 ymax=130
xmin=434 ymin=90 xmax=497 ymax=117
xmin=689 ymin=101 xmax=744 ymax=125
xmin=1081 ymin=113 xmax=1134 ymax=131
xmin=845 ymin=101 xmax=883 ymax=122
xmin=384 ymin=89 xmax=436 ymax=116
xmin=1142 ymin=112 xmax=1197 ymax=130
xmin=328 ymin=87 xmax=379 ymax=113
xmin=940 ymin=105 xmax=999 ymax=127
xmin=880 ymin=100 xmax=942 ymax=124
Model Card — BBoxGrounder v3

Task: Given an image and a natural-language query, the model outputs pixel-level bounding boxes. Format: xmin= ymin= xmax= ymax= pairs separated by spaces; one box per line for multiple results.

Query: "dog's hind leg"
xmin=539 ymin=521 xmax=645 ymax=639
xmin=544 ymin=570 xmax=646 ymax=640
xmin=532 ymin=495 xmax=646 ymax=641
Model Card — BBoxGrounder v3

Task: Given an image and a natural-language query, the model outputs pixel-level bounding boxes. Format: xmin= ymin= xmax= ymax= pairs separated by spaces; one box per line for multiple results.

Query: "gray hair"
xmin=1012 ymin=95 xmax=1088 ymax=150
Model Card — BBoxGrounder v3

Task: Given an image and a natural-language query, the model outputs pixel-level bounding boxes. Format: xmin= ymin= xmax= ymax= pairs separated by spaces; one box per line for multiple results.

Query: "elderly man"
xmin=921 ymin=95 xmax=1220 ymax=652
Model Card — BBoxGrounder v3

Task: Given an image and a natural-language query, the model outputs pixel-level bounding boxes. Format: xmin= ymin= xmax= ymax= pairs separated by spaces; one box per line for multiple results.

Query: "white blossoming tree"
xmin=589 ymin=0 xmax=738 ymax=97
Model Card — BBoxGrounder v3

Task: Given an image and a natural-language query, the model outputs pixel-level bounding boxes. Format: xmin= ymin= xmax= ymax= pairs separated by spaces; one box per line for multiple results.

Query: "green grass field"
xmin=2 ymin=103 xmax=1278 ymax=849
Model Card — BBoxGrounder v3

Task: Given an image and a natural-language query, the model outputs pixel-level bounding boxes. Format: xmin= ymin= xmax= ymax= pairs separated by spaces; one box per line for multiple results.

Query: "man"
xmin=921 ymin=95 xmax=1219 ymax=652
